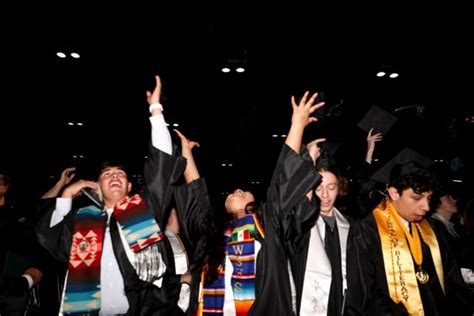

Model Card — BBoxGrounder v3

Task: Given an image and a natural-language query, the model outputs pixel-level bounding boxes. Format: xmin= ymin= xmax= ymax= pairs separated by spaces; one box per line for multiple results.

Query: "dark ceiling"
xmin=2 ymin=8 xmax=473 ymax=201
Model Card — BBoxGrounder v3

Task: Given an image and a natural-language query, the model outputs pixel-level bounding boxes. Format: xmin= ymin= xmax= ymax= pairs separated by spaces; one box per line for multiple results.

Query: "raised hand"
xmin=286 ymin=91 xmax=325 ymax=154
xmin=146 ymin=75 xmax=164 ymax=117
xmin=290 ymin=91 xmax=325 ymax=128
xmin=59 ymin=167 xmax=76 ymax=187
xmin=307 ymin=138 xmax=327 ymax=165
xmin=173 ymin=129 xmax=200 ymax=183
xmin=174 ymin=129 xmax=200 ymax=153
xmin=61 ymin=180 xmax=99 ymax=199
xmin=366 ymin=128 xmax=383 ymax=164
xmin=367 ymin=128 xmax=383 ymax=147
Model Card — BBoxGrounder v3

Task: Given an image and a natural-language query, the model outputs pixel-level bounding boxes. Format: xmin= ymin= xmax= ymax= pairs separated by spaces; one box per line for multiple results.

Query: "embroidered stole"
xmin=373 ymin=199 xmax=445 ymax=315
xmin=63 ymin=194 xmax=164 ymax=314
xmin=197 ymin=214 xmax=265 ymax=316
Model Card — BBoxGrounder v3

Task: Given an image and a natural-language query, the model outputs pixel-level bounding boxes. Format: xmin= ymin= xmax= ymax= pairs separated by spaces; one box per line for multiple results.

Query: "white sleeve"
xmin=50 ymin=197 xmax=73 ymax=227
xmin=149 ymin=114 xmax=172 ymax=155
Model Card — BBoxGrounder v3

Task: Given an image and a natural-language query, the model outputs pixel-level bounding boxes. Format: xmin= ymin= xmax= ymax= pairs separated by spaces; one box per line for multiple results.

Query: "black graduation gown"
xmin=174 ymin=144 xmax=321 ymax=316
xmin=36 ymin=144 xmax=187 ymax=316
xmin=287 ymin=210 xmax=352 ymax=316
xmin=346 ymin=214 xmax=474 ymax=316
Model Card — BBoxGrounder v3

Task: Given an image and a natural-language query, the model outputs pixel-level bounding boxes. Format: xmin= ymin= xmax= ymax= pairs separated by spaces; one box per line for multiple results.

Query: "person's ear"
xmin=127 ymin=182 xmax=132 ymax=194
xmin=388 ymin=187 xmax=400 ymax=201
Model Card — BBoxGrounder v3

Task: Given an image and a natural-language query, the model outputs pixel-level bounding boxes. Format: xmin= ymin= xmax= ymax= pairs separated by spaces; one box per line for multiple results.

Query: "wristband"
xmin=149 ymin=103 xmax=163 ymax=113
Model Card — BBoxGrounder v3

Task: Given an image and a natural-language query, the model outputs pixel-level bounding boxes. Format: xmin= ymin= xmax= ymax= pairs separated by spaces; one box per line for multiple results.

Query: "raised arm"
xmin=143 ymin=75 xmax=186 ymax=228
xmin=147 ymin=75 xmax=172 ymax=154
xmin=285 ymin=91 xmax=324 ymax=154
xmin=41 ymin=167 xmax=76 ymax=199
xmin=365 ymin=128 xmax=383 ymax=164
xmin=305 ymin=138 xmax=326 ymax=201
xmin=174 ymin=129 xmax=200 ymax=183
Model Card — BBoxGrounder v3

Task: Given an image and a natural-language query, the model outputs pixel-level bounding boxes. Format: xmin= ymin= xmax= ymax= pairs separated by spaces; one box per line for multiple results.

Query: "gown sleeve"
xmin=143 ymin=143 xmax=187 ymax=229
xmin=35 ymin=198 xmax=75 ymax=263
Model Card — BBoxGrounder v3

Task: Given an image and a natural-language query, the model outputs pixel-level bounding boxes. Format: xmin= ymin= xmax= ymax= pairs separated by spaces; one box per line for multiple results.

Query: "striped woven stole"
xmin=198 ymin=214 xmax=264 ymax=316
xmin=63 ymin=194 xmax=164 ymax=314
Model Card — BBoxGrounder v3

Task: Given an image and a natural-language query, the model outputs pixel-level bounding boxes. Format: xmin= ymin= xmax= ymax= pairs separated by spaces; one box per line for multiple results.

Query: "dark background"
xmin=2 ymin=7 xmax=473 ymax=206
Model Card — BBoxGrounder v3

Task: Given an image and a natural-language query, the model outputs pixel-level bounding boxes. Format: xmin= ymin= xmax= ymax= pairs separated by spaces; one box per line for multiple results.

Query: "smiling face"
xmin=225 ymin=188 xmax=255 ymax=219
xmin=389 ymin=187 xmax=432 ymax=222
xmin=315 ymin=170 xmax=339 ymax=216
xmin=98 ymin=166 xmax=131 ymax=208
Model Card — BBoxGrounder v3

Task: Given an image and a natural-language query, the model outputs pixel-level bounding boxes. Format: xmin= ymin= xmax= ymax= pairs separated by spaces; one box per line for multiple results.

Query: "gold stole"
xmin=373 ymin=199 xmax=445 ymax=315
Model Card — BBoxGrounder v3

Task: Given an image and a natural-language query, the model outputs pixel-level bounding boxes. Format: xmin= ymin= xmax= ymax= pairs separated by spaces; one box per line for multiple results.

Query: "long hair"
xmin=188 ymin=202 xmax=233 ymax=283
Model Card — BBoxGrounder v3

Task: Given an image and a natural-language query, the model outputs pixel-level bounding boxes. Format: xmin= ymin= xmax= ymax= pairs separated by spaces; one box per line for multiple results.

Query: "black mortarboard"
xmin=371 ymin=148 xmax=434 ymax=185
xmin=316 ymin=142 xmax=343 ymax=169
xmin=357 ymin=105 xmax=398 ymax=135
xmin=320 ymin=142 xmax=343 ymax=156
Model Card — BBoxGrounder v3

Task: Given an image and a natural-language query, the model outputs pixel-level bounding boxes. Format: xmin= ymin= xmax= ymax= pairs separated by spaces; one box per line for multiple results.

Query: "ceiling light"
xmin=389 ymin=72 xmax=399 ymax=78
xmin=57 ymin=52 xmax=67 ymax=58
xmin=221 ymin=67 xmax=231 ymax=73
xmin=236 ymin=67 xmax=245 ymax=73
xmin=70 ymin=52 xmax=80 ymax=58
xmin=376 ymin=71 xmax=386 ymax=77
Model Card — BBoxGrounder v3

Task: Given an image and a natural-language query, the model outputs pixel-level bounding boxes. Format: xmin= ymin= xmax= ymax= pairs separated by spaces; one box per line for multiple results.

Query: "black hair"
xmin=188 ymin=203 xmax=233 ymax=283
xmin=389 ymin=162 xmax=439 ymax=195
xmin=97 ymin=160 xmax=130 ymax=180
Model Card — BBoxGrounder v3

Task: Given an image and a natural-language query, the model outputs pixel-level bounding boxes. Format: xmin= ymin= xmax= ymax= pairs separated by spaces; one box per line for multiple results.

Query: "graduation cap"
xmin=371 ymin=148 xmax=434 ymax=185
xmin=316 ymin=142 xmax=343 ymax=169
xmin=320 ymin=142 xmax=343 ymax=156
xmin=357 ymin=105 xmax=398 ymax=135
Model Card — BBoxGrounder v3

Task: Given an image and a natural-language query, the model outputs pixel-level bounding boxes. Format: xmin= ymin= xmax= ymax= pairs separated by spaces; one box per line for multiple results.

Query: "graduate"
xmin=36 ymin=75 xmax=190 ymax=315
xmin=346 ymin=149 xmax=474 ymax=315
xmin=172 ymin=91 xmax=324 ymax=315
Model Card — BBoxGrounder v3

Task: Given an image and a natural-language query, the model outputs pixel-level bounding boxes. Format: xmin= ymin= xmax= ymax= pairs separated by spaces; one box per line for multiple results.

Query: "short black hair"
xmin=97 ymin=160 xmax=130 ymax=179
xmin=389 ymin=162 xmax=439 ymax=195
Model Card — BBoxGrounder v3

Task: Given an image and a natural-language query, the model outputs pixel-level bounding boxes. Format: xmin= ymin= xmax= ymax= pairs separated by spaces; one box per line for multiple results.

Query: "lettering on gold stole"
xmin=388 ymin=218 xmax=409 ymax=301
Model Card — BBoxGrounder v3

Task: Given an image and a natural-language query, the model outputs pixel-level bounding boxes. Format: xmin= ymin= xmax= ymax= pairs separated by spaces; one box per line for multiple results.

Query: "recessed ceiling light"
xmin=389 ymin=72 xmax=399 ymax=78
xmin=57 ymin=52 xmax=67 ymax=58
xmin=236 ymin=67 xmax=245 ymax=73
xmin=70 ymin=52 xmax=80 ymax=58
xmin=221 ymin=67 xmax=231 ymax=73
xmin=376 ymin=71 xmax=386 ymax=77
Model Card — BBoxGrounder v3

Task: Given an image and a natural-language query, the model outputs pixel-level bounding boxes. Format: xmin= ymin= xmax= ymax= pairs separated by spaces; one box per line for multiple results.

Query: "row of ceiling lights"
xmin=57 ymin=52 xmax=80 ymax=59
xmin=376 ymin=71 xmax=399 ymax=78
xmin=221 ymin=67 xmax=246 ymax=73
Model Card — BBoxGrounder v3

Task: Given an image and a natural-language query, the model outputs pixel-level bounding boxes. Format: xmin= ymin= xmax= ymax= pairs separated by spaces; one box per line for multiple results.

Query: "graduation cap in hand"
xmin=371 ymin=148 xmax=434 ymax=185
xmin=357 ymin=105 xmax=398 ymax=135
